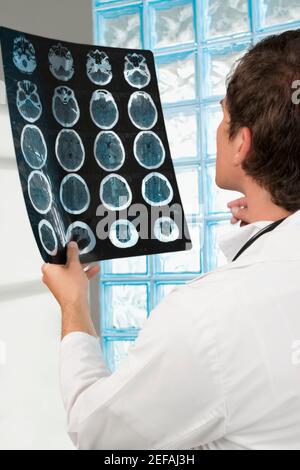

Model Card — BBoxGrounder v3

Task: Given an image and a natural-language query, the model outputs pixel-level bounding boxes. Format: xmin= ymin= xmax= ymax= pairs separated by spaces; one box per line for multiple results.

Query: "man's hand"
xmin=227 ymin=197 xmax=250 ymax=226
xmin=41 ymin=241 xmax=100 ymax=339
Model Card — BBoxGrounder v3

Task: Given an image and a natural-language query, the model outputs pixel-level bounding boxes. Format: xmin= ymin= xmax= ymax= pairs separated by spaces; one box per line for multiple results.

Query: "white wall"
xmin=0 ymin=0 xmax=94 ymax=450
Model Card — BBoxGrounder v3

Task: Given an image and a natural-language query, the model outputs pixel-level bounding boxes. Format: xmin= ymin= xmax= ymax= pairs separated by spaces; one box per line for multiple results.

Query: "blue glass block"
xmin=209 ymin=220 xmax=240 ymax=268
xmin=104 ymin=283 xmax=148 ymax=329
xmin=204 ymin=44 xmax=249 ymax=97
xmin=152 ymin=0 xmax=195 ymax=49
xmin=105 ymin=338 xmax=134 ymax=372
xmin=205 ymin=0 xmax=250 ymax=39
xmin=155 ymin=223 xmax=202 ymax=274
xmin=206 ymin=163 xmax=243 ymax=214
xmin=204 ymin=104 xmax=223 ymax=158
xmin=99 ymin=8 xmax=142 ymax=48
xmin=260 ymin=0 xmax=300 ymax=27
xmin=155 ymin=282 xmax=185 ymax=302
xmin=175 ymin=167 xmax=201 ymax=215
xmin=103 ymin=255 xmax=147 ymax=275
xmin=156 ymin=52 xmax=196 ymax=103
xmin=165 ymin=109 xmax=198 ymax=160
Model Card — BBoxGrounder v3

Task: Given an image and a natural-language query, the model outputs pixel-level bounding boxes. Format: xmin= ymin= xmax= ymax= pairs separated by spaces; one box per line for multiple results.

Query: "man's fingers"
xmin=230 ymin=206 xmax=251 ymax=225
xmin=240 ymin=220 xmax=249 ymax=227
xmin=227 ymin=196 xmax=247 ymax=209
xmin=85 ymin=264 xmax=100 ymax=280
xmin=41 ymin=263 xmax=48 ymax=274
xmin=41 ymin=263 xmax=51 ymax=285
xmin=67 ymin=241 xmax=80 ymax=265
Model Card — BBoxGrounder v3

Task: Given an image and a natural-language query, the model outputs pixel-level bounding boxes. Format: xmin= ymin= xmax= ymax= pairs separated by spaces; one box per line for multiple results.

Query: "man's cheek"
xmin=216 ymin=125 xmax=223 ymax=157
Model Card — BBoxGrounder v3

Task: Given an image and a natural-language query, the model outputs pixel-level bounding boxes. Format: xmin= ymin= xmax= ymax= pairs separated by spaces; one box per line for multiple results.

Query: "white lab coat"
xmin=60 ymin=210 xmax=300 ymax=450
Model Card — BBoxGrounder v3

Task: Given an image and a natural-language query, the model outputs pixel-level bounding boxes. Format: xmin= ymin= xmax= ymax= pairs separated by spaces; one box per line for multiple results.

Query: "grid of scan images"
xmin=0 ymin=26 xmax=191 ymax=264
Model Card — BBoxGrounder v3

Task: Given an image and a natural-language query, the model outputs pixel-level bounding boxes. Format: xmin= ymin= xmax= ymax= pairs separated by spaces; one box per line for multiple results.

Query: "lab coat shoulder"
xmin=61 ymin=282 xmax=229 ymax=450
xmin=187 ymin=255 xmax=300 ymax=442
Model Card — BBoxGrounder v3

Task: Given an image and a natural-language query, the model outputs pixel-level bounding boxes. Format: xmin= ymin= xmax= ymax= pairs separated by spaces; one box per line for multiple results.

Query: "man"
xmin=42 ymin=29 xmax=300 ymax=450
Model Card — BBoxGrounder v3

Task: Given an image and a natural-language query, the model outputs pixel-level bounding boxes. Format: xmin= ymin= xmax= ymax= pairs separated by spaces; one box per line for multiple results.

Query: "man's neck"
xmin=243 ymin=184 xmax=294 ymax=223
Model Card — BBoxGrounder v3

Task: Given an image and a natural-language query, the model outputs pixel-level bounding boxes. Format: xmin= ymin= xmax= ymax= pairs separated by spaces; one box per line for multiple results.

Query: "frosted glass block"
xmin=156 ymin=223 xmax=201 ymax=273
xmin=106 ymin=284 xmax=148 ymax=329
xmin=205 ymin=47 xmax=247 ymax=97
xmin=204 ymin=105 xmax=223 ymax=158
xmin=261 ymin=0 xmax=300 ymax=27
xmin=156 ymin=283 xmax=185 ymax=299
xmin=207 ymin=164 xmax=244 ymax=213
xmin=210 ymin=221 xmax=240 ymax=267
xmin=109 ymin=339 xmax=133 ymax=371
xmin=165 ymin=110 xmax=198 ymax=160
xmin=153 ymin=2 xmax=194 ymax=48
xmin=206 ymin=0 xmax=249 ymax=38
xmin=107 ymin=255 xmax=147 ymax=274
xmin=102 ymin=10 xmax=141 ymax=48
xmin=176 ymin=167 xmax=200 ymax=215
xmin=156 ymin=53 xmax=196 ymax=103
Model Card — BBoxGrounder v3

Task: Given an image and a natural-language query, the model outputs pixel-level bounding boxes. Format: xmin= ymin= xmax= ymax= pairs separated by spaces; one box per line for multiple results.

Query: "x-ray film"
xmin=0 ymin=26 xmax=192 ymax=264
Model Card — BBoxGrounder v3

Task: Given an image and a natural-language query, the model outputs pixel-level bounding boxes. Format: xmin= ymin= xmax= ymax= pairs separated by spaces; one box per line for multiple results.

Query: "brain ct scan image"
xmin=109 ymin=219 xmax=139 ymax=248
xmin=52 ymin=86 xmax=80 ymax=127
xmin=133 ymin=131 xmax=165 ymax=169
xmin=128 ymin=91 xmax=158 ymax=130
xmin=28 ymin=170 xmax=52 ymax=214
xmin=94 ymin=131 xmax=125 ymax=171
xmin=0 ymin=26 xmax=191 ymax=263
xmin=13 ymin=35 xmax=37 ymax=74
xmin=21 ymin=124 xmax=47 ymax=169
xmin=66 ymin=221 xmax=96 ymax=255
xmin=38 ymin=219 xmax=58 ymax=256
xmin=16 ymin=80 xmax=42 ymax=122
xmin=124 ymin=53 xmax=151 ymax=89
xmin=55 ymin=129 xmax=85 ymax=172
xmin=60 ymin=173 xmax=90 ymax=215
xmin=48 ymin=43 xmax=74 ymax=81
xmin=100 ymin=174 xmax=132 ymax=211
xmin=154 ymin=216 xmax=180 ymax=243
xmin=86 ymin=49 xmax=112 ymax=85
xmin=90 ymin=89 xmax=119 ymax=129
xmin=142 ymin=172 xmax=173 ymax=206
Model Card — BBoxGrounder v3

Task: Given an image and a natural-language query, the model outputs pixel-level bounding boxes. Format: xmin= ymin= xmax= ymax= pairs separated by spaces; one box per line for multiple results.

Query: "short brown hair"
xmin=226 ymin=29 xmax=300 ymax=212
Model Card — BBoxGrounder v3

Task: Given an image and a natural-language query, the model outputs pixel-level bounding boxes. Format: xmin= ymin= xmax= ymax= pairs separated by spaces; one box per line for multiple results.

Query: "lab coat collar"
xmin=187 ymin=209 xmax=300 ymax=286
xmin=218 ymin=210 xmax=300 ymax=261
xmin=217 ymin=219 xmax=274 ymax=263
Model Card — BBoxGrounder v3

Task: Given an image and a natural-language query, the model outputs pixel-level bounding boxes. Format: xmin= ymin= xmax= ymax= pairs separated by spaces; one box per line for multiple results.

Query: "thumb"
xmin=230 ymin=206 xmax=251 ymax=225
xmin=66 ymin=241 xmax=80 ymax=266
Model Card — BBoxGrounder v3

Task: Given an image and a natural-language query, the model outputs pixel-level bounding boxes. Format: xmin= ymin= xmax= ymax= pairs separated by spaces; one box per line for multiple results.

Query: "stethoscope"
xmin=231 ymin=216 xmax=288 ymax=262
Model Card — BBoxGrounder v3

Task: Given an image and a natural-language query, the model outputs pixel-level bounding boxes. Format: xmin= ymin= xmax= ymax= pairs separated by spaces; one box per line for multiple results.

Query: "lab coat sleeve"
xmin=59 ymin=284 xmax=227 ymax=450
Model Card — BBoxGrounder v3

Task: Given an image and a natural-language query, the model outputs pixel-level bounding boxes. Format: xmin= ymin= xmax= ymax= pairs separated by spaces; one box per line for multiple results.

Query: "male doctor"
xmin=42 ymin=30 xmax=300 ymax=450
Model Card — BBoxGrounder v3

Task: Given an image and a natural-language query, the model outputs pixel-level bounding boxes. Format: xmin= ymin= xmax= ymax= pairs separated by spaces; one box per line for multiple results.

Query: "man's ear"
xmin=232 ymin=127 xmax=252 ymax=166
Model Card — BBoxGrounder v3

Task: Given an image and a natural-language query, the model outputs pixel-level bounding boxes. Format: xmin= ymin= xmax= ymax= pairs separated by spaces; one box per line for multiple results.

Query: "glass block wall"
xmin=92 ymin=0 xmax=300 ymax=371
